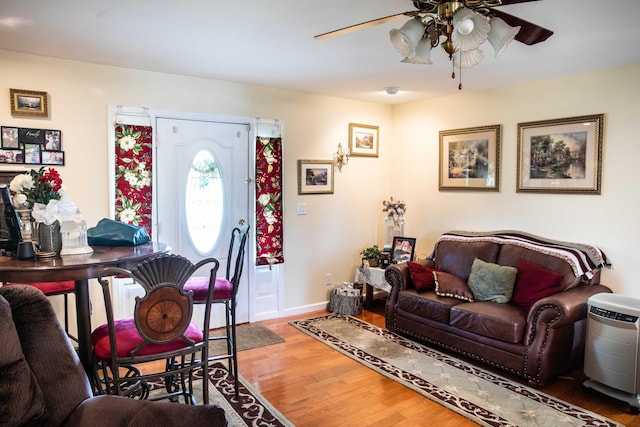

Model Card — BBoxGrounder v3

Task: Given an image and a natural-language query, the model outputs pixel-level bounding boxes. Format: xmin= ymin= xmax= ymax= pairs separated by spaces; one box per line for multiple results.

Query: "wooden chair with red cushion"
xmin=92 ymin=253 xmax=219 ymax=405
xmin=184 ymin=224 xmax=250 ymax=398
xmin=4 ymin=280 xmax=78 ymax=343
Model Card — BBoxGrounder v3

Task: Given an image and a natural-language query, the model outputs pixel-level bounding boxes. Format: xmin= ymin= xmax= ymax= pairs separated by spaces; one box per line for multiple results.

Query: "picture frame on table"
xmin=516 ymin=114 xmax=604 ymax=194
xmin=391 ymin=237 xmax=416 ymax=264
xmin=10 ymin=89 xmax=49 ymax=118
xmin=297 ymin=159 xmax=334 ymax=194
xmin=439 ymin=124 xmax=501 ymax=192
xmin=348 ymin=123 xmax=379 ymax=157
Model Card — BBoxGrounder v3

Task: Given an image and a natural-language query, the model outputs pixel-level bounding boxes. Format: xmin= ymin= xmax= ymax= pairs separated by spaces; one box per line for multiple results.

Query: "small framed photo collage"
xmin=0 ymin=126 xmax=65 ymax=166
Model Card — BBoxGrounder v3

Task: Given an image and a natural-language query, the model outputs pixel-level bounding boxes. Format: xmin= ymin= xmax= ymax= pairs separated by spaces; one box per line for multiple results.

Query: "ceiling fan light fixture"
xmin=401 ymin=37 xmax=433 ymax=64
xmin=487 ymin=16 xmax=521 ymax=57
xmin=389 ymin=17 xmax=425 ymax=58
xmin=453 ymin=47 xmax=484 ymax=68
xmin=451 ymin=7 xmax=489 ymax=51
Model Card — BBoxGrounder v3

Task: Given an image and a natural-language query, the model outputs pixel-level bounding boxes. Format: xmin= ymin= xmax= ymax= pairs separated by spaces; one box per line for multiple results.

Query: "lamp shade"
xmin=401 ymin=37 xmax=433 ymax=64
xmin=389 ymin=17 xmax=425 ymax=58
xmin=451 ymin=7 xmax=490 ymax=51
xmin=488 ymin=16 xmax=521 ymax=57
xmin=453 ymin=47 xmax=484 ymax=68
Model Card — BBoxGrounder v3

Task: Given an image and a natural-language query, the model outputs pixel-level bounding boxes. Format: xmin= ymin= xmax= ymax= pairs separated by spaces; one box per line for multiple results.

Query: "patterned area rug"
xmin=290 ymin=313 xmax=622 ymax=427
xmin=150 ymin=363 xmax=294 ymax=427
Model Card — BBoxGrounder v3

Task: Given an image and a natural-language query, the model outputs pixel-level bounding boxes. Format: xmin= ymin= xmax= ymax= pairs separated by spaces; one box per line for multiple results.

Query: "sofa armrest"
xmin=384 ymin=259 xmax=436 ymax=324
xmin=526 ymin=283 xmax=613 ymax=328
xmin=64 ymin=395 xmax=227 ymax=426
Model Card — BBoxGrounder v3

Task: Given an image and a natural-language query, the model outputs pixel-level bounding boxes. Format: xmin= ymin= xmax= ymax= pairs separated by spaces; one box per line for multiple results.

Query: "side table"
xmin=355 ymin=265 xmax=391 ymax=310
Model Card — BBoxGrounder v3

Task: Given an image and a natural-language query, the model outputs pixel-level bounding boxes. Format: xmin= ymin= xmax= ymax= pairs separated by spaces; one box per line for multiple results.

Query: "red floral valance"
xmin=255 ymin=136 xmax=284 ymax=266
xmin=114 ymin=125 xmax=153 ymax=237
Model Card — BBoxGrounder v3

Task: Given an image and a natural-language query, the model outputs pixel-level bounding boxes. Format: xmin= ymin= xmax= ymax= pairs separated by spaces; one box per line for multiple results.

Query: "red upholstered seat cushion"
xmin=406 ymin=262 xmax=438 ymax=291
xmin=91 ymin=319 xmax=203 ymax=360
xmin=511 ymin=258 xmax=563 ymax=312
xmin=5 ymin=281 xmax=75 ymax=295
xmin=183 ymin=277 xmax=233 ymax=301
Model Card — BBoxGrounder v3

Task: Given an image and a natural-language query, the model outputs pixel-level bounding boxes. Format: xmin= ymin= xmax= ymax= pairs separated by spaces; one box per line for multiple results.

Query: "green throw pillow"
xmin=467 ymin=258 xmax=517 ymax=303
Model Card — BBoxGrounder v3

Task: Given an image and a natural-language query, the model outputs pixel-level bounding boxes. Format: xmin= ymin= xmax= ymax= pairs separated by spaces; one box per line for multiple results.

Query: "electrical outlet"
xmin=296 ymin=203 xmax=307 ymax=215
xmin=325 ymin=273 xmax=332 ymax=286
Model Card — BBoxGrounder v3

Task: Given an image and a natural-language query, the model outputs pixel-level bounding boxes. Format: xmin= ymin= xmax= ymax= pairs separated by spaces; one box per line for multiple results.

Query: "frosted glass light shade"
xmin=453 ymin=47 xmax=484 ymax=68
xmin=452 ymin=7 xmax=489 ymax=51
xmin=488 ymin=16 xmax=521 ymax=57
xmin=389 ymin=17 xmax=425 ymax=58
xmin=401 ymin=37 xmax=433 ymax=64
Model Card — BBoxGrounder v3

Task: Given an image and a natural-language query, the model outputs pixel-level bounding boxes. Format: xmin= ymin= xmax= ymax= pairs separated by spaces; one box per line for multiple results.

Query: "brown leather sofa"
xmin=0 ymin=284 xmax=227 ymax=427
xmin=385 ymin=231 xmax=612 ymax=385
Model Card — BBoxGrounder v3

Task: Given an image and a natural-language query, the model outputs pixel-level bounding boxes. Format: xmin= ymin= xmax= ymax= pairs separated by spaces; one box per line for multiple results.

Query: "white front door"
xmin=156 ymin=117 xmax=251 ymax=328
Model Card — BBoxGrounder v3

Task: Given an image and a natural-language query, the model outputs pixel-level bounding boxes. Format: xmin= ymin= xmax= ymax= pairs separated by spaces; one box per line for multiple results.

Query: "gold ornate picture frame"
xmin=10 ymin=89 xmax=49 ymax=118
xmin=517 ymin=114 xmax=604 ymax=194
xmin=439 ymin=124 xmax=501 ymax=192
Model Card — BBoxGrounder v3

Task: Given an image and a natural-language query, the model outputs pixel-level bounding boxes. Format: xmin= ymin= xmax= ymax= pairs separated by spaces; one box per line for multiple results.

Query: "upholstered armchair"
xmin=0 ymin=284 xmax=226 ymax=427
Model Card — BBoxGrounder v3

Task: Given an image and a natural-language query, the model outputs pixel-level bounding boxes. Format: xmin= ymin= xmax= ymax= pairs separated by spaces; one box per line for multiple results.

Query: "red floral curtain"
xmin=255 ymin=136 xmax=284 ymax=266
xmin=114 ymin=124 xmax=153 ymax=237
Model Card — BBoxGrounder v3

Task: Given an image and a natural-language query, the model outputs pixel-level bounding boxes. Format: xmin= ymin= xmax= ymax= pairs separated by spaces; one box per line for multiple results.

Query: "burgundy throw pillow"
xmin=434 ymin=271 xmax=474 ymax=302
xmin=407 ymin=262 xmax=437 ymax=291
xmin=511 ymin=258 xmax=563 ymax=312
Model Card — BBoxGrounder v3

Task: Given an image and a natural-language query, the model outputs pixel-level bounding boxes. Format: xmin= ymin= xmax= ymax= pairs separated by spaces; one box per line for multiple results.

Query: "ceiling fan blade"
xmin=490 ymin=8 xmax=553 ymax=45
xmin=314 ymin=12 xmax=418 ymax=39
xmin=497 ymin=0 xmax=542 ymax=5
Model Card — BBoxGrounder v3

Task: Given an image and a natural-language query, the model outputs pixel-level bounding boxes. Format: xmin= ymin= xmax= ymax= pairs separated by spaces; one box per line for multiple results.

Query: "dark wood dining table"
xmin=0 ymin=242 xmax=170 ymax=392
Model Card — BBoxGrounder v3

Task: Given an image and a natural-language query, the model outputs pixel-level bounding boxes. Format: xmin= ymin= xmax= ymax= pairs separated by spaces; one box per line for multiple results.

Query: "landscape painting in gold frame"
xmin=10 ymin=89 xmax=49 ymax=118
xmin=297 ymin=160 xmax=334 ymax=195
xmin=439 ymin=124 xmax=501 ymax=192
xmin=348 ymin=123 xmax=379 ymax=157
xmin=517 ymin=114 xmax=604 ymax=194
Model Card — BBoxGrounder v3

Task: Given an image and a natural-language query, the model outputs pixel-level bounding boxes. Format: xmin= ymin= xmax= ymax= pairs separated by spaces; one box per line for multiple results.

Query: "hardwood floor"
xmin=238 ymin=304 xmax=639 ymax=427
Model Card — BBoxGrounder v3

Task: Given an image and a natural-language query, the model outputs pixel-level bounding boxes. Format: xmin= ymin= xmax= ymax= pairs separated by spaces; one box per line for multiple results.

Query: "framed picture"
xmin=44 ymin=130 xmax=62 ymax=150
xmin=42 ymin=150 xmax=65 ymax=165
xmin=439 ymin=124 xmax=501 ymax=191
xmin=18 ymin=128 xmax=45 ymax=145
xmin=1 ymin=127 xmax=19 ymax=148
xmin=297 ymin=160 xmax=334 ymax=194
xmin=24 ymin=143 xmax=41 ymax=164
xmin=348 ymin=123 xmax=379 ymax=157
xmin=0 ymin=149 xmax=23 ymax=164
xmin=517 ymin=114 xmax=605 ymax=194
xmin=10 ymin=89 xmax=49 ymax=118
xmin=391 ymin=237 xmax=416 ymax=263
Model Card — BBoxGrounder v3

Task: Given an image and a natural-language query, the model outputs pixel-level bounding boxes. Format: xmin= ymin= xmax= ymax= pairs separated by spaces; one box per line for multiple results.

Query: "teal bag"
xmin=87 ymin=218 xmax=151 ymax=246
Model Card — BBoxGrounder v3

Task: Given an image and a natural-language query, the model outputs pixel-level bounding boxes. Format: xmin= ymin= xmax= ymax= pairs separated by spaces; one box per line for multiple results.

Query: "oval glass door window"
xmin=185 ymin=150 xmax=223 ymax=254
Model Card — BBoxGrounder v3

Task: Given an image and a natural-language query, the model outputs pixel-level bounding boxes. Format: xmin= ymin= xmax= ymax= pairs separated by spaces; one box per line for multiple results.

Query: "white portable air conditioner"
xmin=583 ymin=293 xmax=640 ymax=414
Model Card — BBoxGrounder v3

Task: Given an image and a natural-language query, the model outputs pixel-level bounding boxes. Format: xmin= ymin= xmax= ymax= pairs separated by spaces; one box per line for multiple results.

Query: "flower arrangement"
xmin=10 ymin=166 xmax=63 ymax=208
xmin=9 ymin=167 xmax=76 ymax=225
xmin=382 ymin=196 xmax=406 ymax=226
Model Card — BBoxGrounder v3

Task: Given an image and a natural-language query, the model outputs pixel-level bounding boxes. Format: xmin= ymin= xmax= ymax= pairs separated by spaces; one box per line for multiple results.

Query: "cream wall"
xmin=0 ymin=50 xmax=393 ymax=316
xmin=2 ymin=49 xmax=639 ymax=318
xmin=392 ymin=63 xmax=640 ymax=297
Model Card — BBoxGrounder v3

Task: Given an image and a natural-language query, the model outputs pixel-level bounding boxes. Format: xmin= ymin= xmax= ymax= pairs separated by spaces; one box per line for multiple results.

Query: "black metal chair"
xmin=92 ymin=253 xmax=219 ymax=405
xmin=184 ymin=224 xmax=250 ymax=397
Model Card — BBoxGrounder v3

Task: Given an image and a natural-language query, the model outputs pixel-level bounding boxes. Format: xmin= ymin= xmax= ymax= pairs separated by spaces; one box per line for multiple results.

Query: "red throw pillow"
xmin=407 ymin=262 xmax=437 ymax=291
xmin=511 ymin=258 xmax=563 ymax=312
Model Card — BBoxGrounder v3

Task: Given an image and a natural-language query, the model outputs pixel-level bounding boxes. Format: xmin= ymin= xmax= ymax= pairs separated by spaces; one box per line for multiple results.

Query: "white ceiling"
xmin=1 ymin=0 xmax=639 ymax=105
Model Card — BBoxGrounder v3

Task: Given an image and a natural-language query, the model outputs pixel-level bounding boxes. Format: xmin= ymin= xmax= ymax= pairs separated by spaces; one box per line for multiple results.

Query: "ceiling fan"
xmin=315 ymin=0 xmax=553 ymax=89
